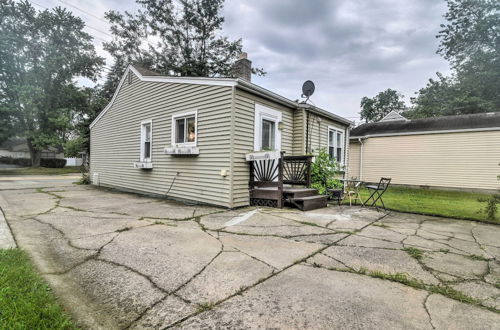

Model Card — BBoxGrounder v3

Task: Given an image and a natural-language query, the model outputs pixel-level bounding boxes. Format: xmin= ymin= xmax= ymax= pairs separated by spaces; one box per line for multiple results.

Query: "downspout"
xmin=358 ymin=138 xmax=364 ymax=181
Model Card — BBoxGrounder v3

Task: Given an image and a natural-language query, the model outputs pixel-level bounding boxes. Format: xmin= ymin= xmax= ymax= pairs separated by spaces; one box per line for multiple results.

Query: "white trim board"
xmin=350 ymin=126 xmax=500 ymax=139
xmin=171 ymin=110 xmax=198 ymax=147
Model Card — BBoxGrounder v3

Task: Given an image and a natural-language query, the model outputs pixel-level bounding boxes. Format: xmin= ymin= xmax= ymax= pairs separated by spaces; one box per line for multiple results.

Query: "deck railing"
xmin=247 ymin=152 xmax=312 ymax=207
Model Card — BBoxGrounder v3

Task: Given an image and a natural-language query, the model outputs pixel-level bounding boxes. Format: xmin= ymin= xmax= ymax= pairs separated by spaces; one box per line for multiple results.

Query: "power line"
xmin=57 ymin=0 xmax=108 ymax=23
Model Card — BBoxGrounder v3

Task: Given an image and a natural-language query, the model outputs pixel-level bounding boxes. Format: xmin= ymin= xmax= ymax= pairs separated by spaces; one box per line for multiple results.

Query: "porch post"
xmin=277 ymin=152 xmax=284 ymax=208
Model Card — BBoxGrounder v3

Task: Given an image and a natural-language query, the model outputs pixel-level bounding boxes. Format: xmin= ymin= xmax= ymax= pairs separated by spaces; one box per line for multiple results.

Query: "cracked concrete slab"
xmin=451 ymin=281 xmax=500 ymax=309
xmin=1 ymin=177 xmax=499 ymax=329
xmin=178 ymin=265 xmax=432 ymax=329
xmin=177 ymin=251 xmax=274 ymax=304
xmin=339 ymin=234 xmax=404 ymax=249
xmin=129 ymin=295 xmax=196 ymax=329
xmin=426 ymin=294 xmax=500 ymax=330
xmin=98 ymin=223 xmax=222 ymax=292
xmin=218 ymin=232 xmax=323 ymax=269
xmin=421 ymin=252 xmax=489 ymax=280
xmin=68 ymin=259 xmax=165 ymax=328
xmin=322 ymin=246 xmax=440 ymax=284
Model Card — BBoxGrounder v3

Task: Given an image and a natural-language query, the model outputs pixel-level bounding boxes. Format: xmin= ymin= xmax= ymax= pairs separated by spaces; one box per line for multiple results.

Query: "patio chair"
xmin=343 ymin=179 xmax=363 ymax=206
xmin=363 ymin=177 xmax=391 ymax=211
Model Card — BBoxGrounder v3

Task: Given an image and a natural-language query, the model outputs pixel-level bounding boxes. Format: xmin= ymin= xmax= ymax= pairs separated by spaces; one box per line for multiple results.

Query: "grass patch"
xmin=0 ymin=249 xmax=76 ymax=329
xmin=0 ymin=167 xmax=81 ymax=176
xmin=196 ymin=301 xmax=215 ymax=313
xmin=351 ymin=186 xmax=500 ymax=224
xmin=402 ymin=247 xmax=424 ymax=260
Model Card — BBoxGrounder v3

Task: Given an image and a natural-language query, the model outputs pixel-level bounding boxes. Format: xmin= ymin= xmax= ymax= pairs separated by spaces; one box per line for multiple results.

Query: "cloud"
xmin=38 ymin=0 xmax=451 ymax=121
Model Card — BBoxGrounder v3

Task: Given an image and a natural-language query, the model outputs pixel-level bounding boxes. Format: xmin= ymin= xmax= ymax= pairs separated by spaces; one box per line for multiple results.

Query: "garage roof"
xmin=350 ymin=112 xmax=500 ymax=138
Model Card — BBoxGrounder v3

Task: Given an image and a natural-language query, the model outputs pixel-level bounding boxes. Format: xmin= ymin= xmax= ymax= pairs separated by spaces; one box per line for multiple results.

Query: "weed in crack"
xmin=116 ymin=227 xmax=132 ymax=232
xmin=403 ymin=247 xmax=424 ymax=260
xmin=196 ymin=301 xmax=216 ymax=313
xmin=467 ymin=254 xmax=490 ymax=262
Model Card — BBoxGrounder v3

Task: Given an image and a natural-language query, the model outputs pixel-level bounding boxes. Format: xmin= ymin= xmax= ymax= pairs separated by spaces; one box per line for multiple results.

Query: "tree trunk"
xmin=27 ymin=139 xmax=41 ymax=167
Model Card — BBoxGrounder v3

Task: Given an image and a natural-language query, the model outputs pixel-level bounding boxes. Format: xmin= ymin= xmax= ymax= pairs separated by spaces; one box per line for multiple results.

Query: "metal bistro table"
xmin=340 ymin=179 xmax=364 ymax=206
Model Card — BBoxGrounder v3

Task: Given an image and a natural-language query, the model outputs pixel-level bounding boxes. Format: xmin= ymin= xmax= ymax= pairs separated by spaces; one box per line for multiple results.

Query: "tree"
xmin=405 ymin=72 xmax=495 ymax=119
xmin=410 ymin=0 xmax=500 ymax=118
xmin=102 ymin=0 xmax=264 ymax=98
xmin=360 ymin=89 xmax=407 ymax=123
xmin=0 ymin=1 xmax=104 ymax=166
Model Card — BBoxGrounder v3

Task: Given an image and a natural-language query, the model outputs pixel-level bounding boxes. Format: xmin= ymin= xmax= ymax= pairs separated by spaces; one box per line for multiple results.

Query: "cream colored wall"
xmin=349 ymin=130 xmax=500 ymax=190
xmin=348 ymin=142 xmax=360 ymax=179
xmin=90 ymin=72 xmax=234 ymax=207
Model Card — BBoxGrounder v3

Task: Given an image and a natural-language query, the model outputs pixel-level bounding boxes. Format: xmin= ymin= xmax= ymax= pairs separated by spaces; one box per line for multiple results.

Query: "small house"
xmin=89 ymin=56 xmax=352 ymax=208
xmin=0 ymin=137 xmax=64 ymax=160
xmin=349 ymin=111 xmax=500 ymax=192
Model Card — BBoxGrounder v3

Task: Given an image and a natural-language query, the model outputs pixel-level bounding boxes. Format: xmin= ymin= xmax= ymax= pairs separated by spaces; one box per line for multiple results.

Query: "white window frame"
xmin=328 ymin=125 xmax=344 ymax=165
xmin=171 ymin=110 xmax=198 ymax=147
xmin=140 ymin=119 xmax=153 ymax=162
xmin=254 ymin=104 xmax=282 ymax=151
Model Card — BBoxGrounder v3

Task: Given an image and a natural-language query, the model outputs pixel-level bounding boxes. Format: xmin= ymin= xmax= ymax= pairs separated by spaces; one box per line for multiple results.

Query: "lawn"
xmin=351 ymin=186 xmax=499 ymax=224
xmin=0 ymin=249 xmax=76 ymax=329
xmin=0 ymin=167 xmax=81 ymax=176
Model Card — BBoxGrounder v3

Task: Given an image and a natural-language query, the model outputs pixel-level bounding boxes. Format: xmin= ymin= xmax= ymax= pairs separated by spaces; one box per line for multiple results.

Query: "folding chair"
xmin=362 ymin=178 xmax=391 ymax=211
xmin=342 ymin=179 xmax=363 ymax=206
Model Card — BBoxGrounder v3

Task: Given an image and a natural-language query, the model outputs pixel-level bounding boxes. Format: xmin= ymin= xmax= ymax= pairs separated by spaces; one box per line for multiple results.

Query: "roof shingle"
xmin=351 ymin=112 xmax=500 ymax=138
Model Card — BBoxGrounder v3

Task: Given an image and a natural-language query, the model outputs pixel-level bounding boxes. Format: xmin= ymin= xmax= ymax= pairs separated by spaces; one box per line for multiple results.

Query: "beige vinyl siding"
xmin=348 ymin=142 xmax=360 ymax=179
xmin=231 ymin=88 xmax=296 ymax=207
xmin=306 ymin=111 xmax=349 ymax=164
xmin=351 ymin=130 xmax=500 ymax=190
xmin=292 ymin=108 xmax=305 ymax=154
xmin=90 ymin=72 xmax=233 ymax=207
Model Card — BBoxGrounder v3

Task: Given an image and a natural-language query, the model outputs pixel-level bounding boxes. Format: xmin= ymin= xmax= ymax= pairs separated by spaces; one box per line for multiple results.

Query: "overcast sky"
xmin=33 ymin=0 xmax=451 ymax=122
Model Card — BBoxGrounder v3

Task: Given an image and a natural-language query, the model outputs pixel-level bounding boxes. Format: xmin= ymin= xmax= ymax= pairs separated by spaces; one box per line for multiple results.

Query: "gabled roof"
xmin=351 ymin=112 xmax=500 ymax=138
xmin=380 ymin=111 xmax=408 ymax=122
xmin=90 ymin=65 xmax=352 ymax=129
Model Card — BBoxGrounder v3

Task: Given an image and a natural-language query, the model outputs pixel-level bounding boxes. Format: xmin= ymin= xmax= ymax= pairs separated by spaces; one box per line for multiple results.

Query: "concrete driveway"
xmin=0 ymin=177 xmax=499 ymax=329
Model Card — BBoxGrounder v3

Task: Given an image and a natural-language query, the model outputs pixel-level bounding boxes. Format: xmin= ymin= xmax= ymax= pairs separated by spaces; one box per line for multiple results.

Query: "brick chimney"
xmin=233 ymin=52 xmax=252 ymax=82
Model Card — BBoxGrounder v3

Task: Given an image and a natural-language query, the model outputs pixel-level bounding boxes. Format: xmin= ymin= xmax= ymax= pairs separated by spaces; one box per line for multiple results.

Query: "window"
xmin=261 ymin=119 xmax=276 ymax=150
xmin=140 ymin=120 xmax=152 ymax=162
xmin=172 ymin=111 xmax=197 ymax=146
xmin=254 ymin=104 xmax=282 ymax=151
xmin=328 ymin=127 xmax=344 ymax=164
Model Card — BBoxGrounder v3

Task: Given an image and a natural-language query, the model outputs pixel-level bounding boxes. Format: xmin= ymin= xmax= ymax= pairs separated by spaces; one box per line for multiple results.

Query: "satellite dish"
xmin=301 ymin=80 xmax=315 ymax=101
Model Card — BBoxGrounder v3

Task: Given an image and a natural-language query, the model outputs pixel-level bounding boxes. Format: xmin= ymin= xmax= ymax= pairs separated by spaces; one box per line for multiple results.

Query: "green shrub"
xmin=478 ymin=167 xmax=499 ymax=221
xmin=40 ymin=158 xmax=67 ymax=168
xmin=310 ymin=148 xmax=342 ymax=195
xmin=0 ymin=156 xmax=31 ymax=166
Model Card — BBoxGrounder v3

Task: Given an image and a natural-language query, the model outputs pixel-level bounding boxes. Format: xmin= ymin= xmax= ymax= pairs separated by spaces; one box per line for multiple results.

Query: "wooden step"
xmin=283 ymin=188 xmax=318 ymax=198
xmin=291 ymin=195 xmax=328 ymax=211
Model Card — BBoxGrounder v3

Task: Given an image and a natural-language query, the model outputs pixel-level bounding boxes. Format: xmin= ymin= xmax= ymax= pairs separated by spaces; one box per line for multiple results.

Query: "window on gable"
xmin=141 ymin=121 xmax=152 ymax=162
xmin=173 ymin=112 xmax=197 ymax=145
xmin=328 ymin=128 xmax=344 ymax=164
